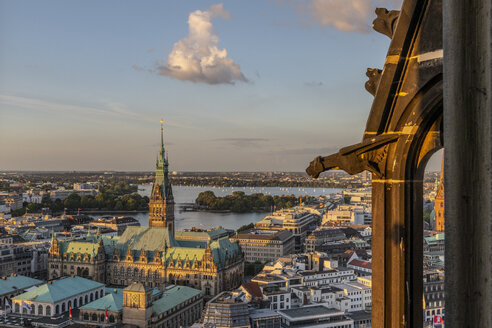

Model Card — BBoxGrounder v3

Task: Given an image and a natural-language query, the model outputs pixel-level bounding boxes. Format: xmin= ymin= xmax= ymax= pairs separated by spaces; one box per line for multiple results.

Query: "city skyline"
xmin=0 ymin=1 xmax=446 ymax=172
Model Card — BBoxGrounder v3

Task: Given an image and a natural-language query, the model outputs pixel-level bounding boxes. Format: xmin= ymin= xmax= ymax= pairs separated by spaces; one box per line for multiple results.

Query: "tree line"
xmin=13 ymin=192 xmax=148 ymax=216
xmin=195 ymin=191 xmax=312 ymax=213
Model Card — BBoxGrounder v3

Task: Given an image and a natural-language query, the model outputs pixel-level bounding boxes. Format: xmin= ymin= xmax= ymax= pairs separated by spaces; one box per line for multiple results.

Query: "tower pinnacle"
xmin=160 ymin=119 xmax=164 ymax=158
xmin=149 ymin=120 xmax=175 ymax=234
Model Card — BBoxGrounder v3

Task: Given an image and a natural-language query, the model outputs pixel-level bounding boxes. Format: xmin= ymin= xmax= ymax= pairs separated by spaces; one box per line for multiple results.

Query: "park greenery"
xmin=195 ymin=191 xmax=312 ymax=213
xmin=236 ymin=223 xmax=255 ymax=233
xmin=13 ymin=192 xmax=149 ymax=216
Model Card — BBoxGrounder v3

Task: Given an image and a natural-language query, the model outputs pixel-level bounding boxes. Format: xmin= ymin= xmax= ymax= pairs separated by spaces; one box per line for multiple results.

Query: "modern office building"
xmin=232 ymin=229 xmax=295 ymax=263
xmin=305 ymin=228 xmax=346 ymax=252
xmin=277 ymin=305 xmax=354 ymax=328
xmin=255 ymin=208 xmax=320 ymax=252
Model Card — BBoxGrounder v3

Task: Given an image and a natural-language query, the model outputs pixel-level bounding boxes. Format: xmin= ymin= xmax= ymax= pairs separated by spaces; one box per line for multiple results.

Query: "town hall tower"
xmin=148 ymin=120 xmax=175 ymax=234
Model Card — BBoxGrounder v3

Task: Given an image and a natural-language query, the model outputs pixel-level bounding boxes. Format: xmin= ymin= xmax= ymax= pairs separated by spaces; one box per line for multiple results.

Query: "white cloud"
xmin=158 ymin=4 xmax=247 ymax=85
xmin=293 ymin=0 xmax=403 ymax=33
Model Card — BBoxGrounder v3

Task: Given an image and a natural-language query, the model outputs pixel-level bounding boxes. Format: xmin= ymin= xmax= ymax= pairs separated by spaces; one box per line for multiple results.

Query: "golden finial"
xmin=160 ymin=119 xmax=164 ymax=125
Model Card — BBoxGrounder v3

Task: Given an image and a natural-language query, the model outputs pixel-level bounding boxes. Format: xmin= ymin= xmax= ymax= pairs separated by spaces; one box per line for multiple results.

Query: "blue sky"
xmin=1 ymin=0 xmax=442 ymax=172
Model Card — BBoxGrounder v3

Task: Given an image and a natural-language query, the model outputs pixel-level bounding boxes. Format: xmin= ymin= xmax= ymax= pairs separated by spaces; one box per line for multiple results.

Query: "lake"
xmin=93 ymin=186 xmax=341 ymax=231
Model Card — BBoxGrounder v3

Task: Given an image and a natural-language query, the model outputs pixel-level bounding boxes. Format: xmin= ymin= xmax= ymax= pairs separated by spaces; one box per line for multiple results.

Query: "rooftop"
xmin=12 ymin=276 xmax=104 ymax=303
xmin=278 ymin=305 xmax=343 ymax=320
xmin=152 ymin=285 xmax=202 ymax=315
xmin=124 ymin=282 xmax=148 ymax=293
xmin=234 ymin=229 xmax=293 ymax=241
xmin=348 ymin=259 xmax=372 ymax=270
xmin=249 ymin=308 xmax=280 ymax=320
xmin=80 ymin=289 xmax=123 ymax=313
xmin=0 ymin=275 xmax=43 ymax=296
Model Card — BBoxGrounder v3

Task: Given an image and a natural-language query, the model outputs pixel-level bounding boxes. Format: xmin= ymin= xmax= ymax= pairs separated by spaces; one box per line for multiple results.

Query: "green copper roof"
xmin=117 ymin=226 xmax=177 ymax=250
xmin=424 ymin=233 xmax=445 ymax=245
xmin=152 ymin=286 xmax=201 ymax=315
xmin=0 ymin=275 xmax=43 ymax=296
xmin=174 ymin=228 xmax=229 ymax=241
xmin=210 ymin=237 xmax=241 ymax=267
xmin=152 ymin=122 xmax=172 ymax=199
xmin=55 ymin=227 xmax=241 ymax=269
xmin=65 ymin=241 xmax=100 ymax=255
xmin=80 ymin=289 xmax=123 ymax=313
xmin=13 ymin=276 xmax=104 ymax=304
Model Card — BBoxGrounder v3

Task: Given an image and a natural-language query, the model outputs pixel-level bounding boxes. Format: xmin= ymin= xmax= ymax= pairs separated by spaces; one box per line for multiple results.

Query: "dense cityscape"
xmin=0 ymin=125 xmax=444 ymax=328
xmin=7 ymin=0 xmax=490 ymax=326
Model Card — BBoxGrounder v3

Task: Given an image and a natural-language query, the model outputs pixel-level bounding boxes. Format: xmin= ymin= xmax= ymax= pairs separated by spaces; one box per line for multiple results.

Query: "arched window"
xmin=79 ymin=296 xmax=83 ymax=305
xmin=95 ymin=291 xmax=98 ymax=299
xmin=68 ymin=300 xmax=71 ymax=309
xmin=46 ymin=305 xmax=51 ymax=316
xmin=114 ymin=267 xmax=118 ymax=276
xmin=74 ymin=298 xmax=78 ymax=307
xmin=61 ymin=302 xmax=66 ymax=312
xmin=83 ymin=313 xmax=89 ymax=321
xmin=38 ymin=304 xmax=43 ymax=316
xmin=85 ymin=295 xmax=88 ymax=304
xmin=109 ymin=315 xmax=115 ymax=323
xmin=91 ymin=313 xmax=97 ymax=321
xmin=100 ymin=314 xmax=105 ymax=322
xmin=127 ymin=267 xmax=132 ymax=276
xmin=120 ymin=267 xmax=124 ymax=276
xmin=90 ymin=293 xmax=93 ymax=302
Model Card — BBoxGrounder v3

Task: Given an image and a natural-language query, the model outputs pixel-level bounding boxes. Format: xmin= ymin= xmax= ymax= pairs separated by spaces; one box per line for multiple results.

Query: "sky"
xmin=0 ymin=0 xmax=441 ymax=172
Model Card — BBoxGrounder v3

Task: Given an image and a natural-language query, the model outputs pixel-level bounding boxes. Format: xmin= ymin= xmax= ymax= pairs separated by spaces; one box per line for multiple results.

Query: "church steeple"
xmin=434 ymin=152 xmax=445 ymax=231
xmin=148 ymin=120 xmax=175 ymax=234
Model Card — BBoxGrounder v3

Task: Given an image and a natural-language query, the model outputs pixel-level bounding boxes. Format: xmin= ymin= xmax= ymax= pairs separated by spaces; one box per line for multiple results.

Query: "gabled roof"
xmin=124 ymin=282 xmax=147 ymax=293
xmin=175 ymin=228 xmax=229 ymax=241
xmin=0 ymin=275 xmax=42 ymax=296
xmin=241 ymin=282 xmax=263 ymax=298
xmin=12 ymin=276 xmax=104 ymax=304
xmin=118 ymin=226 xmax=177 ymax=249
xmin=57 ymin=227 xmax=241 ymax=269
xmin=80 ymin=289 xmax=123 ymax=312
xmin=348 ymin=259 xmax=372 ymax=270
xmin=152 ymin=286 xmax=201 ymax=315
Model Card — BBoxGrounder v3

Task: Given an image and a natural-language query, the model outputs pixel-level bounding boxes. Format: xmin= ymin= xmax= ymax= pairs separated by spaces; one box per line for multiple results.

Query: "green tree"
xmin=64 ymin=193 xmax=81 ymax=209
xmin=81 ymin=195 xmax=96 ymax=208
xmin=114 ymin=200 xmax=124 ymax=210
xmin=196 ymin=191 xmax=216 ymax=206
xmin=236 ymin=223 xmax=254 ymax=233
xmin=95 ymin=193 xmax=106 ymax=209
